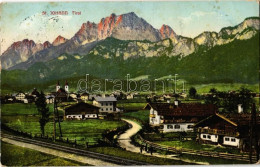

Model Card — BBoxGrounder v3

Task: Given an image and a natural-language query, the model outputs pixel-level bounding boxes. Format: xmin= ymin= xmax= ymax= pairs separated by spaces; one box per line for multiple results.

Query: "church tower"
xmin=65 ymin=80 xmax=69 ymax=93
xmin=56 ymin=81 xmax=60 ymax=92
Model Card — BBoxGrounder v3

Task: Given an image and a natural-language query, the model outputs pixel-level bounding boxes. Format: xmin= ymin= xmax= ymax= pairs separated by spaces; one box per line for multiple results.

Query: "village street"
xmin=118 ymin=119 xmax=208 ymax=165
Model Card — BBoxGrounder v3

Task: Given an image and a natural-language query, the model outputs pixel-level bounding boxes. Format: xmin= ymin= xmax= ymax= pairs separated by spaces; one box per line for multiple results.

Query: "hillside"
xmin=1 ymin=33 xmax=259 ymax=93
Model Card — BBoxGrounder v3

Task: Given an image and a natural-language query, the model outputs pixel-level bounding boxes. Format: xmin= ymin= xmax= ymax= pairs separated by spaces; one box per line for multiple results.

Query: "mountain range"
xmin=1 ymin=12 xmax=259 ymax=70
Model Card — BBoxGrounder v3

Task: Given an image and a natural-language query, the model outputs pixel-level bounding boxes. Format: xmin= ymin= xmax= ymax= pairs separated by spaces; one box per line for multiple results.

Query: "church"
xmin=54 ymin=80 xmax=69 ymax=102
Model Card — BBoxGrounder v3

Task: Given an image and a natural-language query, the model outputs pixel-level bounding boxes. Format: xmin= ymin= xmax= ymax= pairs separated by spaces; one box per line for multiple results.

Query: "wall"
xmin=149 ymin=109 xmax=161 ymax=125
xmin=163 ymin=123 xmax=194 ymax=132
xmin=223 ymin=136 xmax=240 ymax=147
xmin=200 ymin=133 xmax=218 ymax=143
xmin=93 ymin=100 xmax=115 ymax=113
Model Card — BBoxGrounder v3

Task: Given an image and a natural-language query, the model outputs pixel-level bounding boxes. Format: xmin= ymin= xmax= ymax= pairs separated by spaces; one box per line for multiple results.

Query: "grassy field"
xmin=191 ymin=83 xmax=259 ymax=94
xmin=2 ymin=103 xmax=127 ymax=145
xmin=122 ymin=110 xmax=150 ymax=123
xmin=1 ymin=142 xmax=88 ymax=166
xmin=117 ymin=102 xmax=147 ymax=111
xmin=155 ymin=140 xmax=242 ymax=154
xmin=88 ymin=146 xmax=192 ymax=165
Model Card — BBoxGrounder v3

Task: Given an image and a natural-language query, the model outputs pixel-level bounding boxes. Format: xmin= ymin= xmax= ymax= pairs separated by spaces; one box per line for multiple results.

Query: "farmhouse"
xmin=64 ymin=102 xmax=99 ymax=120
xmin=14 ymin=92 xmax=26 ymax=101
xmin=194 ymin=113 xmax=260 ymax=150
xmin=93 ymin=96 xmax=119 ymax=113
xmin=144 ymin=101 xmax=216 ymax=133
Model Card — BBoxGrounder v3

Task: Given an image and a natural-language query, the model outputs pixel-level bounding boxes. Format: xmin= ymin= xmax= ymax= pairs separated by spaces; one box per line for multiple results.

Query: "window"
xmin=106 ymin=103 xmax=108 ymax=106
xmin=110 ymin=103 xmax=112 ymax=105
xmin=106 ymin=108 xmax=108 ymax=111
xmin=174 ymin=125 xmax=180 ymax=129
xmin=225 ymin=137 xmax=230 ymax=141
xmin=101 ymin=109 xmax=103 ymax=111
xmin=110 ymin=108 xmax=112 ymax=110
xmin=231 ymin=138 xmax=236 ymax=142
xmin=167 ymin=125 xmax=173 ymax=129
xmin=203 ymin=135 xmax=206 ymax=138
xmin=187 ymin=125 xmax=193 ymax=129
xmin=101 ymin=103 xmax=103 ymax=106
xmin=207 ymin=135 xmax=211 ymax=139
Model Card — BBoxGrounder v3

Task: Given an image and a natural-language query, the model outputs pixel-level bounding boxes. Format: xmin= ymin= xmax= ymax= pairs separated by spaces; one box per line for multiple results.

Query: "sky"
xmin=0 ymin=0 xmax=259 ymax=53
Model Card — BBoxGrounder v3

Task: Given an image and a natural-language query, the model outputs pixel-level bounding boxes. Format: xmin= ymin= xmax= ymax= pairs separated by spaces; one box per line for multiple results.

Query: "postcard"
xmin=1 ymin=0 xmax=260 ymax=166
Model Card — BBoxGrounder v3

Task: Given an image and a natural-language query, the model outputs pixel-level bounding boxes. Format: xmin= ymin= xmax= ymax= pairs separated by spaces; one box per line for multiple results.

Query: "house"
xmin=14 ymin=92 xmax=26 ymax=101
xmin=46 ymin=95 xmax=55 ymax=104
xmin=64 ymin=102 xmax=99 ymax=120
xmin=80 ymin=92 xmax=89 ymax=102
xmin=144 ymin=100 xmax=216 ymax=133
xmin=194 ymin=113 xmax=260 ymax=150
xmin=69 ymin=93 xmax=78 ymax=101
xmin=93 ymin=96 xmax=119 ymax=113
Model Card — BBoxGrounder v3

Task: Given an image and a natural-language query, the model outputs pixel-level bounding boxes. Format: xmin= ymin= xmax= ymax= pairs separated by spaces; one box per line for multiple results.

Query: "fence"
xmin=136 ymin=134 xmax=258 ymax=163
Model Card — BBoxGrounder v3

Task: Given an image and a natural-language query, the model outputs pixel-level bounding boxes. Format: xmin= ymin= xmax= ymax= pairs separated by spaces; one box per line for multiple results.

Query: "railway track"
xmin=1 ymin=133 xmax=150 ymax=166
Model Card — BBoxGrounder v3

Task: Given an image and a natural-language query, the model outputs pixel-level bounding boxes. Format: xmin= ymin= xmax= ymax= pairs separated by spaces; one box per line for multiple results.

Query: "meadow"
xmin=2 ymin=103 xmax=127 ymax=145
xmin=1 ymin=142 xmax=88 ymax=166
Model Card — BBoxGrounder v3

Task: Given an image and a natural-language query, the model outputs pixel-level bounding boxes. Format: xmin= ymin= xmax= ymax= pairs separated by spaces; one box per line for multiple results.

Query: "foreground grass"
xmin=155 ymin=140 xmax=242 ymax=155
xmin=180 ymin=154 xmax=248 ymax=165
xmin=2 ymin=103 xmax=127 ymax=145
xmin=122 ymin=110 xmax=150 ymax=123
xmin=88 ymin=146 xmax=192 ymax=165
xmin=1 ymin=142 xmax=88 ymax=166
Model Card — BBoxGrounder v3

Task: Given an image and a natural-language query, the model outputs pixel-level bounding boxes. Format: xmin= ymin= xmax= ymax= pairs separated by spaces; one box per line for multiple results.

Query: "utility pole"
xmin=249 ymin=103 xmax=259 ymax=163
xmin=182 ymin=81 xmax=185 ymax=93
xmin=53 ymin=99 xmax=56 ymax=141
xmin=174 ymin=74 xmax=178 ymax=94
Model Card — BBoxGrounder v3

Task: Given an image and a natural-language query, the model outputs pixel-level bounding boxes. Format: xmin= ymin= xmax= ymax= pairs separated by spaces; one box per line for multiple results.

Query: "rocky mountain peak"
xmin=52 ymin=35 xmax=67 ymax=46
xmin=160 ymin=24 xmax=178 ymax=43
xmin=10 ymin=39 xmax=36 ymax=50
xmin=43 ymin=41 xmax=52 ymax=49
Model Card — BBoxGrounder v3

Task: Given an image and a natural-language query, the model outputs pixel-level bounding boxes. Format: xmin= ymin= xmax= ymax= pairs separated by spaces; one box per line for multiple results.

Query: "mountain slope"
xmin=2 ymin=13 xmax=259 ymax=70
xmin=2 ymin=33 xmax=259 ymax=92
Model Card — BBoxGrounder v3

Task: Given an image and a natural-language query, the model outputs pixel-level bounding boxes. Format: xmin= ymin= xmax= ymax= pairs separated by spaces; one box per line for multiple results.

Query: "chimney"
xmin=238 ymin=104 xmax=243 ymax=114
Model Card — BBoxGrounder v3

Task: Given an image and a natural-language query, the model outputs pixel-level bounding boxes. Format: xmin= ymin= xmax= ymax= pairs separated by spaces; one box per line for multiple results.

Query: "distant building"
xmin=144 ymin=101 xmax=216 ymax=133
xmin=46 ymin=95 xmax=55 ymax=104
xmin=80 ymin=92 xmax=89 ymax=102
xmin=14 ymin=92 xmax=26 ymax=101
xmin=64 ymin=102 xmax=99 ymax=120
xmin=93 ymin=96 xmax=118 ymax=113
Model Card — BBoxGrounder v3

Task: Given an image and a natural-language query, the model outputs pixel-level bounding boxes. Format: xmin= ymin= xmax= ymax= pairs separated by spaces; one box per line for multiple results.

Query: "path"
xmin=2 ymin=137 xmax=117 ymax=166
xmin=118 ymin=119 xmax=208 ymax=165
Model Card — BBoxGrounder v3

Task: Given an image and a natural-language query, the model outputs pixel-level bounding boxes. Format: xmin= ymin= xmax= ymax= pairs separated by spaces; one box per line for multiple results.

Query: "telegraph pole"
xmin=174 ymin=74 xmax=178 ymax=94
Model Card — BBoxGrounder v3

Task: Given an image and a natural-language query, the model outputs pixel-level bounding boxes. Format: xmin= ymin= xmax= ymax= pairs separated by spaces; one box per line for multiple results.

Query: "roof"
xmin=57 ymin=88 xmax=66 ymax=93
xmin=144 ymin=103 xmax=216 ymax=117
xmin=94 ymin=96 xmax=117 ymax=102
xmin=65 ymin=102 xmax=99 ymax=115
xmin=194 ymin=113 xmax=260 ymax=127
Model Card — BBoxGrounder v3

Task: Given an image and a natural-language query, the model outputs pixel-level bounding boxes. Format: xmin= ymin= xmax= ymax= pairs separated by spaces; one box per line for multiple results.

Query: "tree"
xmin=35 ymin=91 xmax=50 ymax=136
xmin=189 ymin=87 xmax=197 ymax=98
xmin=205 ymin=88 xmax=220 ymax=106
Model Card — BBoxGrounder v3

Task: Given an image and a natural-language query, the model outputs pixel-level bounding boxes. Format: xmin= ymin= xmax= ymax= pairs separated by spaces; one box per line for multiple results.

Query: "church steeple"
xmin=56 ymin=81 xmax=61 ymax=92
xmin=65 ymin=80 xmax=69 ymax=93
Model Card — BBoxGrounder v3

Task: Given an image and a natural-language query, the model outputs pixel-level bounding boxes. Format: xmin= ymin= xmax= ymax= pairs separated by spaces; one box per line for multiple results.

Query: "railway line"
xmin=1 ymin=133 xmax=150 ymax=166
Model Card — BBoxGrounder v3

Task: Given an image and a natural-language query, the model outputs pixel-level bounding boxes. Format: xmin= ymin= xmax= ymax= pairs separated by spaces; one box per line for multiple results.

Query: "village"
xmin=1 ymin=79 xmax=260 ymax=165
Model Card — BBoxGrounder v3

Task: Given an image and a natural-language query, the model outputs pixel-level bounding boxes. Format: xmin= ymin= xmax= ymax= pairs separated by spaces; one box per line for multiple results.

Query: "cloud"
xmin=177 ymin=11 xmax=216 ymax=24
